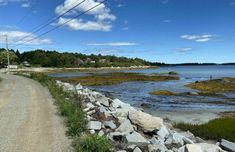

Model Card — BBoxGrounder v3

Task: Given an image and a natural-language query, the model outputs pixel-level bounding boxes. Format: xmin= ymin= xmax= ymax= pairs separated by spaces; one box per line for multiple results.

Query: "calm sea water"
xmin=51 ymin=65 xmax=235 ymax=123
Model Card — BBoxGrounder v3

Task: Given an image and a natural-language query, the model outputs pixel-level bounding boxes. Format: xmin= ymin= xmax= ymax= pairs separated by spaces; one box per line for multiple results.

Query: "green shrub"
xmin=74 ymin=135 xmax=113 ymax=152
xmin=175 ymin=117 xmax=235 ymax=142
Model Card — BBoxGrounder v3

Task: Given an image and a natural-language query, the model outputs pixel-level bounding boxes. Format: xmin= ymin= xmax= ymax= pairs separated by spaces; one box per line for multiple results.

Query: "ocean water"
xmin=51 ymin=65 xmax=235 ymax=123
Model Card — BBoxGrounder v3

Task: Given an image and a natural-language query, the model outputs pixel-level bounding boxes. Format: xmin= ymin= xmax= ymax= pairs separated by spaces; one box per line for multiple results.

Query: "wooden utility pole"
xmin=5 ymin=35 xmax=10 ymax=68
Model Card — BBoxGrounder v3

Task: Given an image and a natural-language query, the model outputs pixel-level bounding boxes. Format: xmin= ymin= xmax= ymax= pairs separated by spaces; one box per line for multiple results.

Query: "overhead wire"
xmin=16 ymin=0 xmax=87 ymax=45
xmin=15 ymin=0 xmax=107 ymax=47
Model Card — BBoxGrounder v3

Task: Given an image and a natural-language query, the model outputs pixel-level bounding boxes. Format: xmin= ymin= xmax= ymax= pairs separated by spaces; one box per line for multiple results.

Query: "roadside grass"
xmin=175 ymin=117 xmax=235 ymax=142
xmin=58 ymin=72 xmax=179 ymax=86
xmin=26 ymin=73 xmax=113 ymax=152
xmin=74 ymin=135 xmax=113 ymax=152
xmin=186 ymin=78 xmax=235 ymax=94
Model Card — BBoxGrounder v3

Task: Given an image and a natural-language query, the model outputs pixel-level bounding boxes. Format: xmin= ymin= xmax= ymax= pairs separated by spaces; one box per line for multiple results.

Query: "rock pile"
xmin=56 ymin=81 xmax=234 ymax=152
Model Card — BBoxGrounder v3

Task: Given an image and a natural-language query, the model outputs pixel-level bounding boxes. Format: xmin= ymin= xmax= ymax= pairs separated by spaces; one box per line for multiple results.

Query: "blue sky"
xmin=0 ymin=0 xmax=235 ymax=63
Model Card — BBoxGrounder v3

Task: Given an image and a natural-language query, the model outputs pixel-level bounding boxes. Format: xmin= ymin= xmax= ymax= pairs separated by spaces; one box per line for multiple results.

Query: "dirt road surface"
xmin=0 ymin=73 xmax=73 ymax=152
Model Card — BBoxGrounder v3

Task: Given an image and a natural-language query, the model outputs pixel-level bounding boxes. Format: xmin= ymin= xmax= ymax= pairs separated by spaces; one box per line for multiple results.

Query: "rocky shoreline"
xmin=56 ymin=81 xmax=235 ymax=152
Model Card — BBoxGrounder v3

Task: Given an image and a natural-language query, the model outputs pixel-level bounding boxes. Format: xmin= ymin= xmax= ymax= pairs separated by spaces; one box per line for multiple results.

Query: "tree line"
xmin=0 ymin=49 xmax=150 ymax=68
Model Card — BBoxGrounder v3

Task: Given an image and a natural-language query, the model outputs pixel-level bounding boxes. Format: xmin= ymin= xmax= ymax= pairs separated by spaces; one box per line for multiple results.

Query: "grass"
xmin=186 ymin=78 xmax=235 ymax=94
xmin=25 ymin=73 xmax=113 ymax=152
xmin=74 ymin=135 xmax=113 ymax=152
xmin=175 ymin=117 xmax=235 ymax=142
xmin=150 ymin=90 xmax=176 ymax=96
xmin=58 ymin=72 xmax=179 ymax=86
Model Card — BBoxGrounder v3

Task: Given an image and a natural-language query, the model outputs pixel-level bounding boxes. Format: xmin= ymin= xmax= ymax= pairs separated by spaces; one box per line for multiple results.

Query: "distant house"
xmin=99 ymin=59 xmax=106 ymax=63
xmin=23 ymin=61 xmax=30 ymax=67
xmin=90 ymin=60 xmax=96 ymax=64
xmin=85 ymin=58 xmax=96 ymax=64
xmin=7 ymin=65 xmax=18 ymax=69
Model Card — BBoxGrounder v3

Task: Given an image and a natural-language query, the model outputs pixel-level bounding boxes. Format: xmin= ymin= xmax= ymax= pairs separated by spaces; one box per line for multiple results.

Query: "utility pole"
xmin=5 ymin=35 xmax=10 ymax=68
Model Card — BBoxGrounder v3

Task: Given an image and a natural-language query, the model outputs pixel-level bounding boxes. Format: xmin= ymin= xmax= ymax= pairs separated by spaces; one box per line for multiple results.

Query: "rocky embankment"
xmin=56 ymin=81 xmax=235 ymax=152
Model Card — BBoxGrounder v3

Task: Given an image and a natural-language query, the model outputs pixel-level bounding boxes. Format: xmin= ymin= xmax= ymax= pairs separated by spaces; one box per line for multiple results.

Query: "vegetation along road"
xmin=0 ymin=73 xmax=72 ymax=152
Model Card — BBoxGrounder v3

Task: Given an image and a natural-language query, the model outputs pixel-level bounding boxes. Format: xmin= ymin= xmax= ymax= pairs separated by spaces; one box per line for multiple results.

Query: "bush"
xmin=74 ymin=135 xmax=113 ymax=152
xmin=175 ymin=117 xmax=235 ymax=142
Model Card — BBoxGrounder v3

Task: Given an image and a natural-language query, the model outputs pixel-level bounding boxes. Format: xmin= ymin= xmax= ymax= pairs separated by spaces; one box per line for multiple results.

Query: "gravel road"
xmin=0 ymin=73 xmax=73 ymax=152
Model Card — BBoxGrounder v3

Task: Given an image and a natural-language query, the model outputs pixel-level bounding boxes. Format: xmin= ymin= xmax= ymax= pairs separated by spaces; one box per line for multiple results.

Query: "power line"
xmin=16 ymin=0 xmax=107 ymax=47
xmin=17 ymin=0 xmax=87 ymax=44
xmin=17 ymin=0 xmax=39 ymax=26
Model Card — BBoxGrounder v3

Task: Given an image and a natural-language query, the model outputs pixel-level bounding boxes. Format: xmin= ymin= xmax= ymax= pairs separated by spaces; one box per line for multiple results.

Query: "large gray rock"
xmin=98 ymin=96 xmax=110 ymax=107
xmin=172 ymin=133 xmax=185 ymax=146
xmin=111 ymin=98 xmax=124 ymax=108
xmin=125 ymin=131 xmax=149 ymax=146
xmin=133 ymin=147 xmax=142 ymax=152
xmin=157 ymin=125 xmax=170 ymax=140
xmin=196 ymin=143 xmax=226 ymax=152
xmin=128 ymin=110 xmax=163 ymax=132
xmin=185 ymin=144 xmax=203 ymax=152
xmin=116 ymin=119 xmax=134 ymax=134
xmin=220 ymin=139 xmax=235 ymax=152
xmin=108 ymin=132 xmax=125 ymax=141
xmin=88 ymin=121 xmax=102 ymax=130
xmin=148 ymin=144 xmax=168 ymax=152
xmin=103 ymin=121 xmax=117 ymax=129
xmin=75 ymin=83 xmax=83 ymax=90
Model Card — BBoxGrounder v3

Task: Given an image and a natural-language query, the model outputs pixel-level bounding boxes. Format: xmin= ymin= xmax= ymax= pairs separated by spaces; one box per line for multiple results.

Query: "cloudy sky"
xmin=0 ymin=0 xmax=235 ymax=63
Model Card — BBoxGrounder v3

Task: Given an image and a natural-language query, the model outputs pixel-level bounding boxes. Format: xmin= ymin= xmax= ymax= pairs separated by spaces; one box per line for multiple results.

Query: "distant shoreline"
xmin=7 ymin=65 xmax=158 ymax=73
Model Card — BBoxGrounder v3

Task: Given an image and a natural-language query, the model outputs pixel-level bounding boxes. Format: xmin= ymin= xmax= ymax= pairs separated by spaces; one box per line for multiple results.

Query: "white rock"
xmin=98 ymin=97 xmax=110 ymax=107
xmin=116 ymin=119 xmax=134 ymax=134
xmin=125 ymin=131 xmax=149 ymax=146
xmin=148 ymin=144 xmax=168 ymax=152
xmin=196 ymin=143 xmax=226 ymax=152
xmin=89 ymin=129 xmax=95 ymax=134
xmin=87 ymin=109 xmax=96 ymax=115
xmin=75 ymin=83 xmax=83 ymax=90
xmin=98 ymin=130 xmax=104 ymax=136
xmin=103 ymin=121 xmax=117 ymax=129
xmin=157 ymin=125 xmax=170 ymax=140
xmin=108 ymin=132 xmax=125 ymax=141
xmin=185 ymin=144 xmax=203 ymax=152
xmin=133 ymin=147 xmax=142 ymax=152
xmin=127 ymin=144 xmax=137 ymax=150
xmin=88 ymin=121 xmax=102 ymax=130
xmin=128 ymin=110 xmax=163 ymax=132
xmin=172 ymin=133 xmax=185 ymax=146
xmin=111 ymin=98 xmax=125 ymax=108
xmin=220 ymin=139 xmax=235 ymax=152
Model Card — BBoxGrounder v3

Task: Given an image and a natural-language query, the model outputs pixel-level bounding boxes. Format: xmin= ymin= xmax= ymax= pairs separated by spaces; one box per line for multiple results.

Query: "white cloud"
xmin=87 ymin=42 xmax=138 ymax=46
xmin=21 ymin=2 xmax=30 ymax=7
xmin=175 ymin=47 xmax=193 ymax=55
xmin=176 ymin=47 xmax=192 ymax=52
xmin=0 ymin=30 xmax=52 ymax=45
xmin=55 ymin=0 xmax=116 ymax=31
xmin=0 ymin=0 xmax=29 ymax=7
xmin=229 ymin=2 xmax=235 ymax=6
xmin=163 ymin=19 xmax=171 ymax=23
xmin=181 ymin=34 xmax=215 ymax=42
xmin=58 ymin=17 xmax=112 ymax=31
xmin=117 ymin=4 xmax=123 ymax=7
